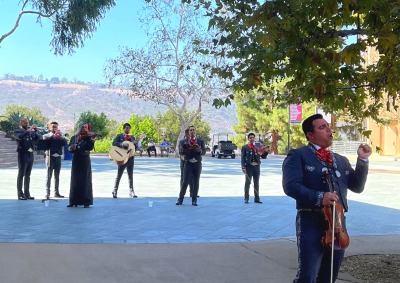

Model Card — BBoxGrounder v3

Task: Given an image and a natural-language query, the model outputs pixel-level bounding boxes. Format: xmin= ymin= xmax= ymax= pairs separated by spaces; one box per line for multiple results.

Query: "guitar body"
xmin=109 ymin=141 xmax=135 ymax=165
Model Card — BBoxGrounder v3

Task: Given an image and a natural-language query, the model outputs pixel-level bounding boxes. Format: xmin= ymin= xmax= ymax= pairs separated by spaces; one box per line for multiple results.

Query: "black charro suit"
xmin=177 ymin=137 xmax=206 ymax=204
xmin=241 ymin=144 xmax=261 ymax=202
xmin=282 ymin=144 xmax=369 ymax=282
xmin=112 ymin=133 xmax=137 ymax=196
xmin=15 ymin=127 xmax=39 ymax=198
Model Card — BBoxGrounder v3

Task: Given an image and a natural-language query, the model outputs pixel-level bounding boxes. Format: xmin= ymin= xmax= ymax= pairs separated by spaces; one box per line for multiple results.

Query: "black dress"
xmin=68 ymin=135 xmax=95 ymax=206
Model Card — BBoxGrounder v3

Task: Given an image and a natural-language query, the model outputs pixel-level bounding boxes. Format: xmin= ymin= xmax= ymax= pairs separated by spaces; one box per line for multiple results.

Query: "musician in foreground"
xmin=282 ymin=114 xmax=371 ymax=282
xmin=112 ymin=123 xmax=137 ymax=198
xmin=176 ymin=125 xmax=206 ymax=206
xmin=42 ymin=121 xmax=68 ymax=199
xmin=67 ymin=122 xmax=96 ymax=208
xmin=15 ymin=117 xmax=39 ymax=200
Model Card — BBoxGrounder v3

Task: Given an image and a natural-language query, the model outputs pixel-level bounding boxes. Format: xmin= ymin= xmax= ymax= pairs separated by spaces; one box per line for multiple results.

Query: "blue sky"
xmin=0 ymin=0 xmax=148 ymax=83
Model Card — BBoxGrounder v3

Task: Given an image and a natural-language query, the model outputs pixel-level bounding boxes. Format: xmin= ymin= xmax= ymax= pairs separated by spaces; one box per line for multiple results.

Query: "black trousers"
xmin=178 ymin=161 xmax=201 ymax=203
xmin=114 ymin=157 xmax=134 ymax=190
xmin=46 ymin=156 xmax=62 ymax=193
xmin=147 ymin=146 xmax=157 ymax=157
xmin=244 ymin=164 xmax=260 ymax=201
xmin=180 ymin=159 xmax=194 ymax=196
xmin=293 ymin=211 xmax=345 ymax=283
xmin=17 ymin=152 xmax=34 ymax=197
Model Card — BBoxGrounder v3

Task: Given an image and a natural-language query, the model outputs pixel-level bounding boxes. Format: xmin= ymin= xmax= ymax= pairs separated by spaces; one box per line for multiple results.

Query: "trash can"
xmin=64 ymin=145 xmax=73 ymax=160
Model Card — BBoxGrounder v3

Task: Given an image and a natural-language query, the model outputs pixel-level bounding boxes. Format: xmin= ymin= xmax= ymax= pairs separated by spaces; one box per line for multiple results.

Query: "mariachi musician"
xmin=112 ymin=123 xmax=137 ymax=198
xmin=42 ymin=121 xmax=68 ymax=199
xmin=14 ymin=117 xmax=39 ymax=200
xmin=241 ymin=132 xmax=263 ymax=204
xmin=176 ymin=125 xmax=206 ymax=206
xmin=282 ymin=114 xmax=371 ymax=282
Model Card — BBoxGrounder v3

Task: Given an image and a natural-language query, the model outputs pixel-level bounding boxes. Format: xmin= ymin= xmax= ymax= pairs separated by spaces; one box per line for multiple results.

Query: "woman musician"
xmin=67 ymin=122 xmax=96 ymax=208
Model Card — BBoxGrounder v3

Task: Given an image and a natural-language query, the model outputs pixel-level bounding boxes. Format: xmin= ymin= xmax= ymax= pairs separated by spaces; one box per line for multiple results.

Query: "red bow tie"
xmin=316 ymin=148 xmax=332 ymax=165
xmin=124 ymin=135 xmax=131 ymax=141
xmin=248 ymin=143 xmax=256 ymax=151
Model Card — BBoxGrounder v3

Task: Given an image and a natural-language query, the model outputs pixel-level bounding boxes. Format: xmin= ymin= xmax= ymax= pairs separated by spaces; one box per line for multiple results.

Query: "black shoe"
xmin=176 ymin=201 xmax=183 ymax=205
xmin=254 ymin=200 xmax=262 ymax=204
xmin=84 ymin=205 xmax=90 ymax=208
xmin=129 ymin=190 xmax=137 ymax=198
xmin=54 ymin=193 xmax=64 ymax=198
xmin=26 ymin=196 xmax=35 ymax=200
xmin=18 ymin=195 xmax=27 ymax=200
xmin=192 ymin=201 xmax=198 ymax=206
xmin=244 ymin=199 xmax=249 ymax=204
xmin=67 ymin=204 xmax=76 ymax=207
xmin=112 ymin=190 xmax=117 ymax=198
xmin=45 ymin=195 xmax=50 ymax=200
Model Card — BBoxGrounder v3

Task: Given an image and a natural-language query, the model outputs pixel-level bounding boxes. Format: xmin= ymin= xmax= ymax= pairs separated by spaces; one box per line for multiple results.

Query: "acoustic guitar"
xmin=109 ymin=141 xmax=135 ymax=165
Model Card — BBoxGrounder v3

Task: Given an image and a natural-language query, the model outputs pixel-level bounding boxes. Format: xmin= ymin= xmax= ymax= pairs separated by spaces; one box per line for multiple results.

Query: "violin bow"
xmin=323 ymin=168 xmax=336 ymax=283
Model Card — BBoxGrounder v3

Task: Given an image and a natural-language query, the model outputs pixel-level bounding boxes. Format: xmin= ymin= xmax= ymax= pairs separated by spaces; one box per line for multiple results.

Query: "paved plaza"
xmin=0 ymin=154 xmax=399 ymax=282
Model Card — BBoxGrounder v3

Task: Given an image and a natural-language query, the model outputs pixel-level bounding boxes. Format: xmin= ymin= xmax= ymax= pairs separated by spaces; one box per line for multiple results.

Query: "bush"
xmin=93 ymin=138 xmax=112 ymax=153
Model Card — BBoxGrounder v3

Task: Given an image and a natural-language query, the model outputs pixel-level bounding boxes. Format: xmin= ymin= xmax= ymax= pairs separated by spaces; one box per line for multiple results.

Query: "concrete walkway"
xmin=0 ymin=155 xmax=399 ymax=282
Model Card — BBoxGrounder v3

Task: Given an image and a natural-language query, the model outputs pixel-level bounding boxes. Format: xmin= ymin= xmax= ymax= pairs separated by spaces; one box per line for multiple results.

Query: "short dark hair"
xmin=302 ymin=114 xmax=323 ymax=140
xmin=50 ymin=121 xmax=58 ymax=125
xmin=247 ymin=132 xmax=255 ymax=139
xmin=123 ymin=123 xmax=131 ymax=129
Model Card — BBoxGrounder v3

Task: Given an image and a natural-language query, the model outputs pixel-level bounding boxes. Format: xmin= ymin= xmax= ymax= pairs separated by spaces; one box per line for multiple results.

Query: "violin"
xmin=182 ymin=143 xmax=200 ymax=153
xmin=321 ymin=169 xmax=350 ymax=250
xmin=79 ymin=132 xmax=101 ymax=139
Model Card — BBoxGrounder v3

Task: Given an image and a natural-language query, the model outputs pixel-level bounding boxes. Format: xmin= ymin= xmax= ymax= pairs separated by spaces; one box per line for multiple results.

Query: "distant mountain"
xmin=0 ymin=79 xmax=238 ymax=133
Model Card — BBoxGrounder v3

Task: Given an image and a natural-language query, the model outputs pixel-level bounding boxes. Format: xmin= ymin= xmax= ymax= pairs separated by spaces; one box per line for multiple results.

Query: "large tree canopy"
xmin=105 ymin=0 xmax=228 ymax=153
xmin=188 ymin=0 xmax=400 ymax=128
xmin=1 ymin=0 xmax=115 ymax=55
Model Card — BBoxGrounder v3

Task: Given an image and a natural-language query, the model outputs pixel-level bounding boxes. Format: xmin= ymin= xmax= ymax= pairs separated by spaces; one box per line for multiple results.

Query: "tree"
xmin=105 ymin=0 xmax=228 ymax=154
xmin=158 ymin=109 xmax=211 ymax=146
xmin=4 ymin=104 xmax=48 ymax=127
xmin=76 ymin=111 xmax=109 ymax=137
xmin=1 ymin=0 xmax=116 ymax=55
xmin=189 ymin=0 xmax=400 ymax=132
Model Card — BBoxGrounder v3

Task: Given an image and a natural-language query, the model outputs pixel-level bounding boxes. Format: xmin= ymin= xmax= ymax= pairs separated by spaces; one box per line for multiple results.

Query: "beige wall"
xmin=367 ymin=119 xmax=399 ymax=156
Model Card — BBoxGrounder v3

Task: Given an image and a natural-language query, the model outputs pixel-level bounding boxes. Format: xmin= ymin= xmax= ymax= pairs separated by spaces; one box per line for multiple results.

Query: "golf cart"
xmin=211 ymin=133 xmax=237 ymax=159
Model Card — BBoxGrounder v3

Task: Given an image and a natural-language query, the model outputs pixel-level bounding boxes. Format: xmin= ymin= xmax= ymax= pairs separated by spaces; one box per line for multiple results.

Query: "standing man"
xmin=282 ymin=114 xmax=371 ymax=282
xmin=176 ymin=125 xmax=206 ymax=206
xmin=241 ymin=133 xmax=262 ymax=204
xmin=42 ymin=121 xmax=68 ymax=199
xmin=178 ymin=129 xmax=194 ymax=197
xmin=15 ymin=117 xmax=39 ymax=200
xmin=112 ymin=123 xmax=137 ymax=198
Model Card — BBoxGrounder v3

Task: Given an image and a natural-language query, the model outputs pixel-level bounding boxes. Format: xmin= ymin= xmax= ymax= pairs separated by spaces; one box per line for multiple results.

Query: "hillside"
xmin=0 ymin=80 xmax=237 ymax=133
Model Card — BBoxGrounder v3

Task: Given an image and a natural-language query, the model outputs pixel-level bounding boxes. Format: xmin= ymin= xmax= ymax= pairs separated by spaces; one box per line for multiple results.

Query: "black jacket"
xmin=179 ymin=137 xmax=206 ymax=162
xmin=241 ymin=144 xmax=261 ymax=168
xmin=14 ymin=127 xmax=39 ymax=153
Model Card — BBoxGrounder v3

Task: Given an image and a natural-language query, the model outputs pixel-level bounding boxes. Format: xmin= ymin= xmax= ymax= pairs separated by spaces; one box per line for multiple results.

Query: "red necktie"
xmin=316 ymin=148 xmax=332 ymax=165
xmin=124 ymin=135 xmax=131 ymax=141
xmin=190 ymin=138 xmax=197 ymax=145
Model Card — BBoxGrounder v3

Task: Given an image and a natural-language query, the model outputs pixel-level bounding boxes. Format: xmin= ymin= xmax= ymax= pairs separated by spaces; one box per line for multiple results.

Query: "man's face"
xmin=80 ymin=124 xmax=88 ymax=134
xmin=189 ymin=127 xmax=196 ymax=137
xmin=20 ymin=119 xmax=29 ymax=129
xmin=50 ymin=124 xmax=58 ymax=132
xmin=248 ymin=135 xmax=255 ymax=143
xmin=124 ymin=126 xmax=131 ymax=134
xmin=307 ymin=119 xmax=333 ymax=148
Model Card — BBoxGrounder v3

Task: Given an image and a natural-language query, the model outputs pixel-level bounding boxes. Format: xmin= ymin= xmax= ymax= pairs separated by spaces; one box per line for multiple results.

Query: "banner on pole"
xmin=290 ymin=104 xmax=302 ymax=124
